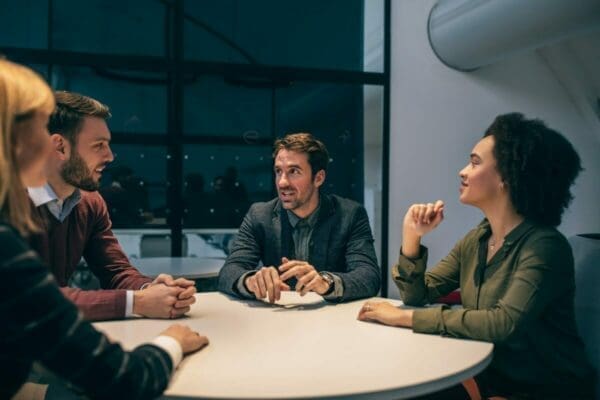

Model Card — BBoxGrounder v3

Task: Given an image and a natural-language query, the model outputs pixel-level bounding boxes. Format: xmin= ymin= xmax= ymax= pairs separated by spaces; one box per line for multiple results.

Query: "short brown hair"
xmin=48 ymin=91 xmax=111 ymax=144
xmin=272 ymin=133 xmax=329 ymax=177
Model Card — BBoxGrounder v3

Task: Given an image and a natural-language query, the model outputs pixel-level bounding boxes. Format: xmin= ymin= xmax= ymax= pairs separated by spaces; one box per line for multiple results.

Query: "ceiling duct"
xmin=428 ymin=0 xmax=600 ymax=71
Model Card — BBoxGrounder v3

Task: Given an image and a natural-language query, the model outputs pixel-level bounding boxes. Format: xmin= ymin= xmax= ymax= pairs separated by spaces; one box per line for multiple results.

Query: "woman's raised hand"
xmin=403 ymin=200 xmax=445 ymax=238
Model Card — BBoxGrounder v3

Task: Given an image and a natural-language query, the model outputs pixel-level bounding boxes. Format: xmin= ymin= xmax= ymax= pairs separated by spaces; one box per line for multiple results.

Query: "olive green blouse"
xmin=393 ymin=219 xmax=595 ymax=397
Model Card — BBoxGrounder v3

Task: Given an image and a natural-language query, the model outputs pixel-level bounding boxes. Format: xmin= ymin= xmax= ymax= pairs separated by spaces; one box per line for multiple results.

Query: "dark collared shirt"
xmin=236 ymin=203 xmax=344 ymax=299
xmin=286 ymin=205 xmax=343 ymax=298
xmin=393 ymin=219 xmax=595 ymax=398
xmin=286 ymin=205 xmax=320 ymax=262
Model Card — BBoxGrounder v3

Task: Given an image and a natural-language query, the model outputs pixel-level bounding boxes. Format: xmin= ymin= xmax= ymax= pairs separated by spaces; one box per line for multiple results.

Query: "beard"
xmin=278 ymin=185 xmax=316 ymax=212
xmin=60 ymin=151 xmax=100 ymax=191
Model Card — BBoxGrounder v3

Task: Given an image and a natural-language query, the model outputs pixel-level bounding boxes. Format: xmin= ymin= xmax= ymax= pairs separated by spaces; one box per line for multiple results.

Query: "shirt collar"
xmin=476 ymin=218 xmax=535 ymax=248
xmin=287 ymin=202 xmax=321 ymax=229
xmin=504 ymin=219 xmax=535 ymax=246
xmin=27 ymin=184 xmax=82 ymax=222
xmin=27 ymin=184 xmax=59 ymax=207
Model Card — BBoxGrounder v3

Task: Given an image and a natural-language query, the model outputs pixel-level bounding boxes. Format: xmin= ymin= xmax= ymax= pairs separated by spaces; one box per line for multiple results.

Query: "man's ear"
xmin=314 ymin=169 xmax=326 ymax=188
xmin=49 ymin=134 xmax=70 ymax=159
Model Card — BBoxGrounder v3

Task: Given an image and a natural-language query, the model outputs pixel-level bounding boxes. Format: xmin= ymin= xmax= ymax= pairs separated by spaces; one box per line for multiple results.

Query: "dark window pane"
xmin=275 ymin=82 xmax=365 ymax=201
xmin=51 ymin=0 xmax=166 ymax=57
xmin=18 ymin=63 xmax=51 ymax=81
xmin=99 ymin=145 xmax=167 ymax=228
xmin=182 ymin=81 xmax=370 ymax=229
xmin=0 ymin=0 xmax=48 ymax=49
xmin=184 ymin=75 xmax=271 ymax=137
xmin=184 ymin=0 xmax=378 ymax=72
xmin=51 ymin=66 xmax=167 ymax=134
xmin=183 ymin=144 xmax=273 ymax=228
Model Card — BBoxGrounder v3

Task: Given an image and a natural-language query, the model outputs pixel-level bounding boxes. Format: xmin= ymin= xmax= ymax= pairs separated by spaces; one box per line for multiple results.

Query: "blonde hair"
xmin=0 ymin=58 xmax=55 ymax=234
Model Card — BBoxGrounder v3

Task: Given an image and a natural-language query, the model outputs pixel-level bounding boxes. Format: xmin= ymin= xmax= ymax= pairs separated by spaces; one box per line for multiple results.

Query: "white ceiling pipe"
xmin=428 ymin=0 xmax=600 ymax=71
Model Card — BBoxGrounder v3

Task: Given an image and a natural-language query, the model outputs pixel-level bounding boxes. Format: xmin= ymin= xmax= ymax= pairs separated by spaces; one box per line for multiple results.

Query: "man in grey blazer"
xmin=218 ymin=133 xmax=380 ymax=303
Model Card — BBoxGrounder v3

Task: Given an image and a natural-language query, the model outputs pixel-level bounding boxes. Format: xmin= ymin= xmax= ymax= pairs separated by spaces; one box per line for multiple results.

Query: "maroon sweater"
xmin=30 ymin=190 xmax=152 ymax=321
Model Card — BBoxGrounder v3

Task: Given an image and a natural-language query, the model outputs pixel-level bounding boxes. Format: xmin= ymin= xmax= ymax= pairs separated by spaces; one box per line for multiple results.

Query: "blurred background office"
xmin=0 ymin=0 xmax=387 ymax=281
xmin=1 ymin=0 xmax=599 ymax=297
xmin=2 ymin=0 xmax=600 ymax=396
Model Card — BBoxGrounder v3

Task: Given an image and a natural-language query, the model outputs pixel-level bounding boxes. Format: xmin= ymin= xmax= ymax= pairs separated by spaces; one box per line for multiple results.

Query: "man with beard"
xmin=218 ymin=133 xmax=380 ymax=303
xmin=28 ymin=91 xmax=196 ymax=321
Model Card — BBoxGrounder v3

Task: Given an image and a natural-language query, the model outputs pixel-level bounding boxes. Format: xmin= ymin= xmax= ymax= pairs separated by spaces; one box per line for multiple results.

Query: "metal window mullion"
xmin=167 ymin=0 xmax=184 ymax=257
xmin=381 ymin=0 xmax=391 ymax=298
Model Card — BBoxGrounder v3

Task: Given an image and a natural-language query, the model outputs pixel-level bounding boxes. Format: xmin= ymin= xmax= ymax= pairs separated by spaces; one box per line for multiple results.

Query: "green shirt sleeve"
xmin=412 ymin=232 xmax=572 ymax=343
xmin=392 ymin=239 xmax=463 ymax=306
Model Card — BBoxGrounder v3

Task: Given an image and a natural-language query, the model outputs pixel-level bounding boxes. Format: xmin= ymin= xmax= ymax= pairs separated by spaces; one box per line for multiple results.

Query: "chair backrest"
xmin=569 ymin=234 xmax=600 ymax=399
xmin=140 ymin=234 xmax=188 ymax=257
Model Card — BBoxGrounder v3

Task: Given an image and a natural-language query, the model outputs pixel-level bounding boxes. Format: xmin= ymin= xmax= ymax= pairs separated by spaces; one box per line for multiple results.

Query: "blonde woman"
xmin=0 ymin=58 xmax=208 ymax=399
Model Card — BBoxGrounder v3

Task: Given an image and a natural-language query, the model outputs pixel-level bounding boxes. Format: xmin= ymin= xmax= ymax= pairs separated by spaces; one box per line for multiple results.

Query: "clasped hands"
xmin=244 ymin=257 xmax=331 ymax=303
xmin=133 ymin=274 xmax=197 ymax=319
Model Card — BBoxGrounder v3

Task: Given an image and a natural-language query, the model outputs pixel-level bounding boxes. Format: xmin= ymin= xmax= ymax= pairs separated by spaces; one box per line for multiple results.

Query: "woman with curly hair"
xmin=358 ymin=113 xmax=596 ymax=399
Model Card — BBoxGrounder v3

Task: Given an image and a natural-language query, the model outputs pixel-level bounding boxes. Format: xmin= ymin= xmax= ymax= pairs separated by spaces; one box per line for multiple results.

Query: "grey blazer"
xmin=217 ymin=194 xmax=380 ymax=302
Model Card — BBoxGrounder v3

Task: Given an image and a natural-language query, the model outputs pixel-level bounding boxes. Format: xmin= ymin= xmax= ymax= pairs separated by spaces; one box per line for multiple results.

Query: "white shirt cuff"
xmin=152 ymin=335 xmax=183 ymax=370
xmin=125 ymin=290 xmax=134 ymax=318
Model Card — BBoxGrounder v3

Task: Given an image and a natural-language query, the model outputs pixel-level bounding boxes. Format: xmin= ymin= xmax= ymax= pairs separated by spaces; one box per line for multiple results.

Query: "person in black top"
xmin=0 ymin=58 xmax=209 ymax=399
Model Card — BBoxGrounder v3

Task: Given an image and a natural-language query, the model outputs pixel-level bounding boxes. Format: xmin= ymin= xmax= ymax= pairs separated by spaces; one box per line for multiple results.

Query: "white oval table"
xmin=94 ymin=292 xmax=493 ymax=399
xmin=133 ymin=257 xmax=224 ymax=280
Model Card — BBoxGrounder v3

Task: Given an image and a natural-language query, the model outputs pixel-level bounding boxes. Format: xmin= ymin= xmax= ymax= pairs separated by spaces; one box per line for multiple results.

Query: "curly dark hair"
xmin=484 ymin=113 xmax=582 ymax=227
